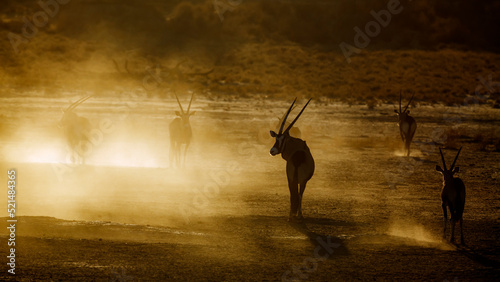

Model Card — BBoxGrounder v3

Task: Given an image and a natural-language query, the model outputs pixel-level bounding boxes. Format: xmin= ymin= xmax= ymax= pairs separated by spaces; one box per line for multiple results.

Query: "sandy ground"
xmin=0 ymin=96 xmax=499 ymax=281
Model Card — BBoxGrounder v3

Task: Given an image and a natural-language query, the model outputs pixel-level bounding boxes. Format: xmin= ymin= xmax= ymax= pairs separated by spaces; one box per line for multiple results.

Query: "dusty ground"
xmin=0 ymin=96 xmax=499 ymax=281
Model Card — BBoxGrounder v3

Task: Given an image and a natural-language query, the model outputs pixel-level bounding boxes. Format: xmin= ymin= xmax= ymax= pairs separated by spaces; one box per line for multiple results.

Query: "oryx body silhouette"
xmin=169 ymin=94 xmax=195 ymax=168
xmin=270 ymin=98 xmax=314 ymax=221
xmin=436 ymin=147 xmax=466 ymax=244
xmin=59 ymin=95 xmax=93 ymax=164
xmin=394 ymin=92 xmax=417 ymax=156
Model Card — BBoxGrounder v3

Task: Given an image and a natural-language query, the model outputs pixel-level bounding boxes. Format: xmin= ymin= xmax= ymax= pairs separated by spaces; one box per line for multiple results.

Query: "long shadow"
xmin=218 ymin=215 xmax=351 ymax=258
xmin=455 ymin=245 xmax=500 ymax=269
xmin=289 ymin=219 xmax=350 ymax=257
xmin=302 ymin=217 xmax=359 ymax=227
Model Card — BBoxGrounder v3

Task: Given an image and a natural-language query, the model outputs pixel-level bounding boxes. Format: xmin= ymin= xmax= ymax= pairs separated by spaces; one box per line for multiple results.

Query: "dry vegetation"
xmin=444 ymin=125 xmax=500 ymax=152
xmin=0 ymin=0 xmax=499 ymax=106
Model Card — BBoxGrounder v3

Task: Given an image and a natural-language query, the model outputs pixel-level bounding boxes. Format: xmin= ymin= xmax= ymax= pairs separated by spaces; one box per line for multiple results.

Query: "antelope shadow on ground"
xmin=455 ymin=246 xmax=500 ymax=269
xmin=289 ymin=219 xmax=350 ymax=257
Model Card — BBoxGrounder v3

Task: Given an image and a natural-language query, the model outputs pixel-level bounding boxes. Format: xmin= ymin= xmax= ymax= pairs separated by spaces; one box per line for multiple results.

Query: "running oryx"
xmin=59 ymin=95 xmax=93 ymax=164
xmin=169 ymin=93 xmax=195 ymax=168
xmin=270 ymin=98 xmax=314 ymax=221
xmin=436 ymin=147 xmax=466 ymax=244
xmin=276 ymin=105 xmax=301 ymax=138
xmin=394 ymin=92 xmax=417 ymax=156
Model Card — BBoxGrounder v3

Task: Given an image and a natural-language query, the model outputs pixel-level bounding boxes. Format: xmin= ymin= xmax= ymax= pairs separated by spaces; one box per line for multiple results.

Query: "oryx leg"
xmin=169 ymin=141 xmax=175 ymax=168
xmin=442 ymin=203 xmax=447 ymax=239
xmin=183 ymin=142 xmax=190 ymax=168
xmin=288 ymin=180 xmax=299 ymax=220
xmin=450 ymin=218 xmax=456 ymax=243
xmin=409 ymin=122 xmax=416 ymax=156
xmin=405 ymin=139 xmax=411 ymax=157
xmin=175 ymin=144 xmax=181 ymax=167
xmin=297 ymin=180 xmax=307 ymax=220
xmin=172 ymin=143 xmax=180 ymax=168
xmin=406 ymin=132 xmax=415 ymax=157
xmin=286 ymin=162 xmax=299 ymax=220
xmin=292 ymin=151 xmax=310 ymax=220
xmin=73 ymin=140 xmax=86 ymax=165
xmin=400 ymin=130 xmax=405 ymax=149
xmin=460 ymin=218 xmax=464 ymax=245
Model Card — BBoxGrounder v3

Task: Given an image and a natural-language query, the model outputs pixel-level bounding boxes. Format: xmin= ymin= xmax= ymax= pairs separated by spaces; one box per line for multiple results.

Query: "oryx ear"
xmin=394 ymin=110 xmax=398 ymax=114
xmin=436 ymin=165 xmax=443 ymax=172
xmin=270 ymin=131 xmax=277 ymax=137
xmin=190 ymin=111 xmax=196 ymax=116
xmin=453 ymin=167 xmax=459 ymax=173
xmin=175 ymin=111 xmax=181 ymax=116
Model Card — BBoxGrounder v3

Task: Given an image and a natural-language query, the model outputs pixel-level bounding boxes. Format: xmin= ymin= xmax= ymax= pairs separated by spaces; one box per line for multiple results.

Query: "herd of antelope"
xmin=58 ymin=92 xmax=467 ymax=244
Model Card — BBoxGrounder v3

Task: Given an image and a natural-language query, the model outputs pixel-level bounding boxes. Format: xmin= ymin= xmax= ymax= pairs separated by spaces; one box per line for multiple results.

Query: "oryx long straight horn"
xmin=399 ymin=90 xmax=402 ymax=113
xmin=175 ymin=93 xmax=185 ymax=114
xmin=276 ymin=105 xmax=301 ymax=138
xmin=450 ymin=147 xmax=462 ymax=170
xmin=439 ymin=147 xmax=447 ymax=171
xmin=65 ymin=95 xmax=93 ymax=112
xmin=403 ymin=92 xmax=415 ymax=113
xmin=284 ymin=98 xmax=312 ymax=134
xmin=187 ymin=93 xmax=194 ymax=114
xmin=279 ymin=98 xmax=296 ymax=134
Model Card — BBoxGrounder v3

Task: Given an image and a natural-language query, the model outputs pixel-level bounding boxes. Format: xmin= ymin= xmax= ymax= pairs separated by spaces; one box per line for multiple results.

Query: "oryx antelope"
xmin=394 ymin=92 xmax=417 ymax=156
xmin=59 ymin=95 xmax=93 ymax=164
xmin=270 ymin=98 xmax=314 ymax=221
xmin=169 ymin=93 xmax=195 ymax=168
xmin=276 ymin=105 xmax=301 ymax=138
xmin=436 ymin=147 xmax=466 ymax=244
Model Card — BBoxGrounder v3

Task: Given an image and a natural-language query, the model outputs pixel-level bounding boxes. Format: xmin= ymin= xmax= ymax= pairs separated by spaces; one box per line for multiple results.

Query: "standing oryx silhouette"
xmin=169 ymin=93 xmax=195 ymax=168
xmin=59 ymin=95 xmax=94 ymax=164
xmin=270 ymin=98 xmax=314 ymax=221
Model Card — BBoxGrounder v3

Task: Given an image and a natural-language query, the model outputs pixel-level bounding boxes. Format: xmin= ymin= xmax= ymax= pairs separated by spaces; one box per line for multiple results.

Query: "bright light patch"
xmin=3 ymin=141 xmax=67 ymax=164
xmin=1 ymin=140 xmax=164 ymax=168
xmin=90 ymin=141 xmax=164 ymax=168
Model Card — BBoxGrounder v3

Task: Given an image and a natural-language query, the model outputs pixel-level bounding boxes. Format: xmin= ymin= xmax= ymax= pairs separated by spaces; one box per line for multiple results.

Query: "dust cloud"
xmin=386 ymin=218 xmax=454 ymax=250
xmin=0 ymin=84 xmax=303 ymax=230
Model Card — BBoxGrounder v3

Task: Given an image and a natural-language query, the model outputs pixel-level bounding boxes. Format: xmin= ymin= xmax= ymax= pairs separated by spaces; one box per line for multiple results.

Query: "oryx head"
xmin=436 ymin=147 xmax=462 ymax=185
xmin=394 ymin=91 xmax=414 ymax=122
xmin=59 ymin=95 xmax=93 ymax=128
xmin=270 ymin=98 xmax=311 ymax=156
xmin=174 ymin=93 xmax=195 ymax=127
